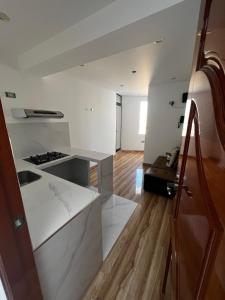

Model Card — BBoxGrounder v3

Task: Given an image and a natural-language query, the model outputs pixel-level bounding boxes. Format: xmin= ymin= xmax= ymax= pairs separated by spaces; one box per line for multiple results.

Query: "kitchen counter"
xmin=15 ymin=147 xmax=113 ymax=251
xmin=8 ymin=123 xmax=112 ymax=299
xmin=56 ymin=146 xmax=111 ymax=163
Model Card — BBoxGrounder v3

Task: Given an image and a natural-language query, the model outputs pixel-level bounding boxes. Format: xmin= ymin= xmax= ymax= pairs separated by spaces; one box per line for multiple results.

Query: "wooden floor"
xmin=90 ymin=150 xmax=146 ymax=202
xmin=85 ymin=151 xmax=172 ymax=300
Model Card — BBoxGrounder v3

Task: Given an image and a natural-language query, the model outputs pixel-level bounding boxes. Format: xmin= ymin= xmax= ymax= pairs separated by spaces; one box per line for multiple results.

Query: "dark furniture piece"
xmin=144 ymin=156 xmax=177 ymax=198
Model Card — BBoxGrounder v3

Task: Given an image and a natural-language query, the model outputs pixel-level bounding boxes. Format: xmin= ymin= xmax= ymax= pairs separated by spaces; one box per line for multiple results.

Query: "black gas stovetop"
xmin=24 ymin=151 xmax=68 ymax=165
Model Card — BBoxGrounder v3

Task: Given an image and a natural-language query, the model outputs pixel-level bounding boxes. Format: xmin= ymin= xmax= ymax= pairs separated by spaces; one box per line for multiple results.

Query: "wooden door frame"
xmin=0 ymin=100 xmax=42 ymax=299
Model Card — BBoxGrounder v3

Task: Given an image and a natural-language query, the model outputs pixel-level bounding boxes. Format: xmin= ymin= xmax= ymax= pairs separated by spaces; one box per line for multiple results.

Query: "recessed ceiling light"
xmin=132 ymin=70 xmax=137 ymax=74
xmin=0 ymin=12 xmax=10 ymax=22
xmin=153 ymin=39 xmax=164 ymax=44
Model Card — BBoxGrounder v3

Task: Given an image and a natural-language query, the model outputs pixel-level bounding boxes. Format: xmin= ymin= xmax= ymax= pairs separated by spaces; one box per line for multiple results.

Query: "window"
xmin=138 ymin=101 xmax=148 ymax=135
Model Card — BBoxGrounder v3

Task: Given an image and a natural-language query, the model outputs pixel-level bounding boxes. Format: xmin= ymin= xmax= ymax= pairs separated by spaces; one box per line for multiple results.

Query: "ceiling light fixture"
xmin=153 ymin=39 xmax=164 ymax=44
xmin=0 ymin=12 xmax=10 ymax=22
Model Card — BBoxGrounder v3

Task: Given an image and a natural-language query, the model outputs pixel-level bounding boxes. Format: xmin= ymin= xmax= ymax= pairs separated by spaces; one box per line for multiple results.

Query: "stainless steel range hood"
xmin=12 ymin=108 xmax=64 ymax=119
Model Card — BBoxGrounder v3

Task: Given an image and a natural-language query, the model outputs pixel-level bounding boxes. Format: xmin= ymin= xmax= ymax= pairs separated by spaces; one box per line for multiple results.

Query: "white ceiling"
xmin=0 ymin=0 xmax=201 ymax=96
xmin=16 ymin=0 xmax=183 ymax=75
xmin=61 ymin=0 xmax=201 ymax=96
xmin=66 ymin=43 xmax=159 ymax=96
xmin=0 ymin=0 xmax=114 ymax=60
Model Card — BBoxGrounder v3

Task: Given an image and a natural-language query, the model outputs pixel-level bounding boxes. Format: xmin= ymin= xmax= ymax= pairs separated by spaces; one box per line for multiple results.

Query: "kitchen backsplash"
xmin=7 ymin=122 xmax=70 ymax=158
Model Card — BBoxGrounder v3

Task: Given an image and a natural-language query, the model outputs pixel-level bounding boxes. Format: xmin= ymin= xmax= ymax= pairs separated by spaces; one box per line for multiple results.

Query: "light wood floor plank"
xmin=115 ymin=199 xmax=167 ymax=300
xmin=85 ymin=151 xmax=172 ymax=300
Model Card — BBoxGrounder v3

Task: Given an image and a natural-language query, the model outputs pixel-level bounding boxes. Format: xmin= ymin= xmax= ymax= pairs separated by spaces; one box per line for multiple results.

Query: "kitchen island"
xmin=15 ymin=147 xmax=113 ymax=300
xmin=6 ymin=121 xmax=116 ymax=299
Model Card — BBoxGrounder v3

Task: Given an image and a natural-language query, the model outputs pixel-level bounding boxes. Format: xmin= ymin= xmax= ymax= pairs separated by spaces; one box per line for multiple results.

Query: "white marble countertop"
xmin=57 ymin=146 xmax=111 ymax=162
xmin=15 ymin=147 xmax=112 ymax=251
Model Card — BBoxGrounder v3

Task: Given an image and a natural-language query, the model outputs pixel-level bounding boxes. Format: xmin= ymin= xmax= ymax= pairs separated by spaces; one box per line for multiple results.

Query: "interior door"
xmin=173 ymin=97 xmax=223 ymax=299
xmin=170 ymin=0 xmax=225 ymax=298
xmin=0 ymin=100 xmax=42 ymax=300
xmin=116 ymin=103 xmax=122 ymax=151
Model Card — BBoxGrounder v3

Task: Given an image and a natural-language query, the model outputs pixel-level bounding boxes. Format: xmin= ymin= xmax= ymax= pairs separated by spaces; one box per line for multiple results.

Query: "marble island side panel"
xmin=34 ymin=197 xmax=102 ymax=300
xmin=97 ymin=156 xmax=113 ymax=202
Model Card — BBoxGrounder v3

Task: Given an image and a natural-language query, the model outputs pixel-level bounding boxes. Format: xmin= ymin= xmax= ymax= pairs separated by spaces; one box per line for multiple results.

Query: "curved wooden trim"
xmin=196 ymin=0 xmax=213 ymax=70
xmin=192 ymin=108 xmax=223 ymax=298
xmin=174 ymin=102 xmax=196 ymax=218
xmin=201 ymin=64 xmax=225 ymax=150
xmin=205 ymin=53 xmax=225 ymax=73
xmin=193 ymin=109 xmax=222 ymax=231
xmin=204 ymin=53 xmax=225 ymax=103
xmin=173 ymin=99 xmax=223 ymax=299
xmin=171 ymin=219 xmax=180 ymax=300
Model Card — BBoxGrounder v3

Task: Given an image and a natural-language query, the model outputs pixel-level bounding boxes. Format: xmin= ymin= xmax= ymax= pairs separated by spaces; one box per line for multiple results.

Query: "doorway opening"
xmin=116 ymin=94 xmax=122 ymax=152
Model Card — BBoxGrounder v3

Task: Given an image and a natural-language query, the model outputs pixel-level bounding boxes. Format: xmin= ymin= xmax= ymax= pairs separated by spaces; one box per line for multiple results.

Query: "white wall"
xmin=0 ymin=63 xmax=116 ymax=155
xmin=121 ymin=96 xmax=147 ymax=151
xmin=144 ymin=80 xmax=188 ymax=164
xmin=0 ymin=279 xmax=7 ymax=300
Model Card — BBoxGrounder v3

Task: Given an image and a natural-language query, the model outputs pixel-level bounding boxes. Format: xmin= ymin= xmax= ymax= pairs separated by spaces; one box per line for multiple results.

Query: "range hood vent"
xmin=12 ymin=108 xmax=64 ymax=119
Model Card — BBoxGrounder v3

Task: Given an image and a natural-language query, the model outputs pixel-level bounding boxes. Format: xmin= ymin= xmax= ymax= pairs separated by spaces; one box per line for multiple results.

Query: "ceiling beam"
xmin=18 ymin=0 xmax=183 ymax=76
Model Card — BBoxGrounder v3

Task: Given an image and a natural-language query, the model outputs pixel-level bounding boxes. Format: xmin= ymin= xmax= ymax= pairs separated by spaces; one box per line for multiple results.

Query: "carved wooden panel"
xmin=170 ymin=0 xmax=225 ymax=298
xmin=173 ymin=97 xmax=223 ymax=299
